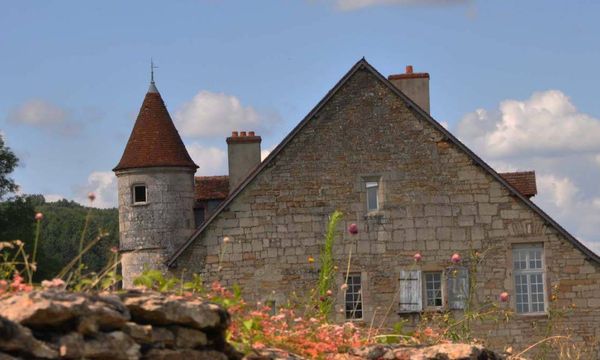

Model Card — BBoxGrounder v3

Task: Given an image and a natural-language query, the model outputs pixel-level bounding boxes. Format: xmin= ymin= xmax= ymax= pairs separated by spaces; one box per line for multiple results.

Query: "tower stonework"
xmin=113 ymin=81 xmax=197 ymax=287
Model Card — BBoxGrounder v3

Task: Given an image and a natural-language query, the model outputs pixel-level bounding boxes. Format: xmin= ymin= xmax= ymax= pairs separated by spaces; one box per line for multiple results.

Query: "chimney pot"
xmin=406 ymin=65 xmax=413 ymax=74
xmin=249 ymin=131 xmax=255 ymax=136
xmin=240 ymin=131 xmax=247 ymax=137
xmin=232 ymin=131 xmax=239 ymax=137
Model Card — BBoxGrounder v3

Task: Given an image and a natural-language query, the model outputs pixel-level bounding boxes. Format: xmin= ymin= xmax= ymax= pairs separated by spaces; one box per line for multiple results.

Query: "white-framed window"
xmin=513 ymin=244 xmax=546 ymax=314
xmin=345 ymin=273 xmax=363 ymax=320
xmin=366 ymin=181 xmax=379 ymax=212
xmin=399 ymin=267 xmax=469 ymax=313
xmin=132 ymin=184 xmax=147 ymax=204
xmin=424 ymin=272 xmax=443 ymax=309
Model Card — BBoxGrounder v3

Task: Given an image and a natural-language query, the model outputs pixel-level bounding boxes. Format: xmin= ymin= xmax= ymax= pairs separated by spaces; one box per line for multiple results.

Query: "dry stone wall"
xmin=173 ymin=66 xmax=600 ymax=356
xmin=0 ymin=290 xmax=236 ymax=360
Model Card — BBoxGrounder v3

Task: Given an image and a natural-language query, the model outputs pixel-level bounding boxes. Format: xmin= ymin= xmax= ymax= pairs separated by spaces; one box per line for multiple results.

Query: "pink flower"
xmin=87 ymin=192 xmax=96 ymax=202
xmin=326 ymin=289 xmax=333 ymax=296
xmin=413 ymin=253 xmax=422 ymax=262
xmin=35 ymin=212 xmax=44 ymax=221
xmin=348 ymin=223 xmax=358 ymax=235
xmin=222 ymin=236 xmax=231 ymax=244
xmin=451 ymin=253 xmax=461 ymax=263
xmin=340 ymin=283 xmax=348 ymax=291
xmin=110 ymin=246 xmax=118 ymax=254
xmin=500 ymin=291 xmax=509 ymax=302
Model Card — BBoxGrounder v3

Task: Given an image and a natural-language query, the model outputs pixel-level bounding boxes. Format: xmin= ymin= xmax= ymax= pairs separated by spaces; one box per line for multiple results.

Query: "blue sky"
xmin=2 ymin=0 xmax=600 ymax=253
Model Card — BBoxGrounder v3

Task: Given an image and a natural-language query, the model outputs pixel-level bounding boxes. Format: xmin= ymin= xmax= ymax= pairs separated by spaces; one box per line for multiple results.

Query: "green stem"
xmin=32 ymin=220 xmax=41 ymax=267
xmin=76 ymin=208 xmax=92 ymax=279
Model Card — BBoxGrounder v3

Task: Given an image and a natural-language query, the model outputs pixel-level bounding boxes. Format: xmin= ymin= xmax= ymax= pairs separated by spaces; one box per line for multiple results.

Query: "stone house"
xmin=114 ymin=59 xmax=600 ymax=354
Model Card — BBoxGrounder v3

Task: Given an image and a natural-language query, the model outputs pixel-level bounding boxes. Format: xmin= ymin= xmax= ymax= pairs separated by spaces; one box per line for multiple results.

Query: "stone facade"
xmin=116 ymin=167 xmax=196 ymax=287
xmin=168 ymin=63 xmax=600 ymax=356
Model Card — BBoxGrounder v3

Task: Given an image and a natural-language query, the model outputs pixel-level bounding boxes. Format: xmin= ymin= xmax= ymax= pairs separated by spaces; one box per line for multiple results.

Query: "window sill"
xmin=515 ymin=312 xmax=549 ymax=319
xmin=132 ymin=202 xmax=149 ymax=207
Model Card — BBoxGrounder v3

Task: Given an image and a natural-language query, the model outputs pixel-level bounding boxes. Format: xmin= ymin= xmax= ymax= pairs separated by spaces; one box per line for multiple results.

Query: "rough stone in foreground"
xmin=0 ymin=289 xmax=233 ymax=360
xmin=0 ymin=316 xmax=58 ymax=359
xmin=119 ymin=290 xmax=229 ymax=330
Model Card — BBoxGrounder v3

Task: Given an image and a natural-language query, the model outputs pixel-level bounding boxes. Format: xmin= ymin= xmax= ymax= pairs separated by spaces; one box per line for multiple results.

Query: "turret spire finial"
xmin=150 ymin=58 xmax=158 ymax=84
xmin=148 ymin=58 xmax=159 ymax=93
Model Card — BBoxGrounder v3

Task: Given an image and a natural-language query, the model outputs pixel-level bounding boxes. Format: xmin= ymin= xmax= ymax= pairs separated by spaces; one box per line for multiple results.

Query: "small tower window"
xmin=133 ymin=184 xmax=147 ymax=204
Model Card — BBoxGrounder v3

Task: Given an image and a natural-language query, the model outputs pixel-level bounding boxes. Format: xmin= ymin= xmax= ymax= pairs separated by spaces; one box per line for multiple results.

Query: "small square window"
xmin=133 ymin=185 xmax=147 ymax=204
xmin=366 ymin=181 xmax=379 ymax=212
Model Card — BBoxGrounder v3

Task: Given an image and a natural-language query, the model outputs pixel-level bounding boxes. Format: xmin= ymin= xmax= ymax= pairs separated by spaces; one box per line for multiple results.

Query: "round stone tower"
xmin=113 ymin=79 xmax=198 ymax=288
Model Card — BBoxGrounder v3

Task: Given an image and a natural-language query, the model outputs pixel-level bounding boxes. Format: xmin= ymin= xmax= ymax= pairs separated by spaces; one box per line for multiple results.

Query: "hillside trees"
xmin=0 ymin=135 xmax=18 ymax=199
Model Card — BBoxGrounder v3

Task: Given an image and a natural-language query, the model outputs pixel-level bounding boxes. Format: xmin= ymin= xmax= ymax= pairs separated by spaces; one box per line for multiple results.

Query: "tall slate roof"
xmin=113 ymin=82 xmax=198 ymax=172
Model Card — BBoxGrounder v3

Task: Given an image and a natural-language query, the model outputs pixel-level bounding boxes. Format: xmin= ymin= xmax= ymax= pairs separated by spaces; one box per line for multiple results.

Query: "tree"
xmin=0 ymin=134 xmax=18 ymax=199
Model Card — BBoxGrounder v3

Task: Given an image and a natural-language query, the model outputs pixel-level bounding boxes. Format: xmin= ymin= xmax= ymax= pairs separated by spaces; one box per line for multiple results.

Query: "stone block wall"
xmin=172 ymin=66 xmax=600 ymax=356
xmin=117 ymin=167 xmax=196 ymax=287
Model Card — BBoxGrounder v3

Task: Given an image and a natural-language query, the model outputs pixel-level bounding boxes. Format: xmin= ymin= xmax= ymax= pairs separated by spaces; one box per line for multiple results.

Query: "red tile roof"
xmin=113 ymin=86 xmax=197 ymax=172
xmin=499 ymin=171 xmax=537 ymax=198
xmin=195 ymin=176 xmax=229 ymax=201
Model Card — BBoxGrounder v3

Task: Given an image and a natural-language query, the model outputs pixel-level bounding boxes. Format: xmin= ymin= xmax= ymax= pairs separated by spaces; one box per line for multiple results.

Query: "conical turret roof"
xmin=113 ymin=83 xmax=198 ymax=172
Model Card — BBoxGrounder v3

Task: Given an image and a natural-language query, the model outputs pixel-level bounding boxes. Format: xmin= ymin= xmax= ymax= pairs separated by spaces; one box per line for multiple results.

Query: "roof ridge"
xmin=166 ymin=58 xmax=600 ymax=266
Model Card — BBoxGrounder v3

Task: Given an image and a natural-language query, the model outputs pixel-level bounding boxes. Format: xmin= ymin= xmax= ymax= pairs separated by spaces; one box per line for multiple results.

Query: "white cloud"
xmin=457 ymin=90 xmax=600 ymax=158
xmin=456 ymin=90 xmax=600 ymax=254
xmin=74 ymin=171 xmax=117 ymax=208
xmin=537 ymin=174 xmax=579 ymax=208
xmin=187 ymin=143 xmax=228 ymax=176
xmin=333 ymin=0 xmax=467 ymax=11
xmin=7 ymin=99 xmax=81 ymax=135
xmin=43 ymin=194 xmax=65 ymax=202
xmin=174 ymin=91 xmax=280 ymax=139
xmin=261 ymin=148 xmax=273 ymax=162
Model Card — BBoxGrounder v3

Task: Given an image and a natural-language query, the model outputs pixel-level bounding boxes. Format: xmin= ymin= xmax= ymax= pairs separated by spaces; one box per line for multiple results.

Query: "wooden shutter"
xmin=447 ymin=267 xmax=469 ymax=310
xmin=399 ymin=270 xmax=422 ymax=313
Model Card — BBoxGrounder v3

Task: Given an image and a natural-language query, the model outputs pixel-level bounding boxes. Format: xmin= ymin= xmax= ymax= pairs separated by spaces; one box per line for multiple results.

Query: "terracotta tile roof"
xmin=499 ymin=171 xmax=537 ymax=198
xmin=195 ymin=176 xmax=229 ymax=201
xmin=113 ymin=86 xmax=198 ymax=172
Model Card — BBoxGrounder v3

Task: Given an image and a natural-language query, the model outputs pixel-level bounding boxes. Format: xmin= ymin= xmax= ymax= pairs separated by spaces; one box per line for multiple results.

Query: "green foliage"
xmin=0 ymin=195 xmax=118 ymax=282
xmin=0 ymin=135 xmax=19 ymax=200
xmin=317 ymin=210 xmax=343 ymax=318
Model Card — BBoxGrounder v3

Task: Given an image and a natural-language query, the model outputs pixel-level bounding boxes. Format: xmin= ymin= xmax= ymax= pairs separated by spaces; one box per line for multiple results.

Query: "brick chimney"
xmin=388 ymin=65 xmax=430 ymax=114
xmin=227 ymin=131 xmax=262 ymax=190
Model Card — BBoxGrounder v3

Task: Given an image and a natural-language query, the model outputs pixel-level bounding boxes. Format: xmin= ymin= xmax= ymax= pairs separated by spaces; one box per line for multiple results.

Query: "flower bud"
xmin=35 ymin=212 xmax=44 ymax=221
xmin=500 ymin=291 xmax=509 ymax=303
xmin=88 ymin=192 xmax=96 ymax=202
xmin=348 ymin=223 xmax=359 ymax=235
xmin=451 ymin=253 xmax=461 ymax=263
xmin=413 ymin=253 xmax=422 ymax=262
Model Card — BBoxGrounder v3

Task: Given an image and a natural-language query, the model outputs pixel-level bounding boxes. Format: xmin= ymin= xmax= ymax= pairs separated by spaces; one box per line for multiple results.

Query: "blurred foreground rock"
xmin=0 ymin=290 xmax=238 ymax=360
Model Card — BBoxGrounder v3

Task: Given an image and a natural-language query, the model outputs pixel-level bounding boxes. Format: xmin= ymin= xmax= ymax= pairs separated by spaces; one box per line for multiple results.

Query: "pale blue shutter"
xmin=447 ymin=267 xmax=469 ymax=310
xmin=399 ymin=270 xmax=422 ymax=313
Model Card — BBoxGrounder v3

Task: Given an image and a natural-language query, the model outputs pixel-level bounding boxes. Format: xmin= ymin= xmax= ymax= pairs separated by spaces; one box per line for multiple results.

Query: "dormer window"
xmin=133 ymin=184 xmax=147 ymax=204
xmin=366 ymin=181 xmax=379 ymax=212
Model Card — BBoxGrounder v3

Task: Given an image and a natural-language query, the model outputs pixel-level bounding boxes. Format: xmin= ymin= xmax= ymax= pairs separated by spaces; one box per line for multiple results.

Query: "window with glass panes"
xmin=366 ymin=181 xmax=379 ymax=212
xmin=513 ymin=244 xmax=546 ymax=314
xmin=345 ymin=273 xmax=363 ymax=319
xmin=424 ymin=272 xmax=443 ymax=308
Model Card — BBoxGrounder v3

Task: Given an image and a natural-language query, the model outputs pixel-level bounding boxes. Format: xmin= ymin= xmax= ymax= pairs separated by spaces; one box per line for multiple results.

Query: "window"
xmin=424 ymin=272 xmax=443 ymax=308
xmin=344 ymin=273 xmax=363 ymax=319
xmin=399 ymin=267 xmax=469 ymax=313
xmin=513 ymin=244 xmax=546 ymax=314
xmin=366 ymin=181 xmax=379 ymax=212
xmin=132 ymin=184 xmax=147 ymax=204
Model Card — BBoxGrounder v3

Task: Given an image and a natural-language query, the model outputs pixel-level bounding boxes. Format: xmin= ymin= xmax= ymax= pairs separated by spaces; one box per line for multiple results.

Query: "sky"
xmin=1 ymin=0 xmax=600 ymax=254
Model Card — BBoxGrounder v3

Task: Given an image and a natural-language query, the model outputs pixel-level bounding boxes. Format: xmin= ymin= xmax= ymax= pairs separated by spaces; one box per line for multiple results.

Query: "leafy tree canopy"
xmin=0 ymin=134 xmax=19 ymax=199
